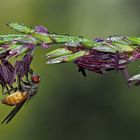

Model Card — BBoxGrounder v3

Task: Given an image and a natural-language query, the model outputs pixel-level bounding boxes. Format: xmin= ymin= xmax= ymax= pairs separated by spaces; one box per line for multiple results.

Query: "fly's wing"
xmin=1 ymin=100 xmax=27 ymax=124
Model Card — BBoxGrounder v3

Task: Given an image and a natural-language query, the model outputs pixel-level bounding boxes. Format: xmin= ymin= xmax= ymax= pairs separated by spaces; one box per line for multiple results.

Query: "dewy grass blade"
xmin=7 ymin=22 xmax=34 ymax=34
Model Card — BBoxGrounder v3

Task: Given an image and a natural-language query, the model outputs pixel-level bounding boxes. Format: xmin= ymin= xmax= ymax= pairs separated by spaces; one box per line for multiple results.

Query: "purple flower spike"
xmin=41 ymin=42 xmax=51 ymax=49
xmin=1 ymin=44 xmax=9 ymax=49
xmin=15 ymin=61 xmax=24 ymax=78
xmin=8 ymin=50 xmax=18 ymax=58
xmin=0 ymin=50 xmax=10 ymax=59
xmin=94 ymin=38 xmax=104 ymax=42
xmin=74 ymin=50 xmax=129 ymax=74
xmin=24 ymin=44 xmax=35 ymax=50
xmin=35 ymin=25 xmax=48 ymax=34
xmin=131 ymin=51 xmax=140 ymax=61
xmin=23 ymin=53 xmax=33 ymax=74
xmin=0 ymin=59 xmax=16 ymax=86
xmin=15 ymin=53 xmax=33 ymax=78
xmin=0 ymin=64 xmax=6 ymax=87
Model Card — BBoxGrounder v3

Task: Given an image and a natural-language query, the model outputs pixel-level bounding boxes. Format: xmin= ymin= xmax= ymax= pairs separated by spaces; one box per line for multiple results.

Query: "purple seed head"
xmin=41 ymin=42 xmax=51 ymax=49
xmin=94 ymin=38 xmax=104 ymax=42
xmin=35 ymin=25 xmax=48 ymax=34
xmin=74 ymin=50 xmax=129 ymax=74
xmin=15 ymin=53 xmax=33 ymax=78
xmin=0 ymin=59 xmax=16 ymax=86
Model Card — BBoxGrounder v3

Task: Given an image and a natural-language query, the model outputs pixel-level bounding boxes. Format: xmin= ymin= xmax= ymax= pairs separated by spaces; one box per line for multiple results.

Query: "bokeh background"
xmin=0 ymin=0 xmax=140 ymax=139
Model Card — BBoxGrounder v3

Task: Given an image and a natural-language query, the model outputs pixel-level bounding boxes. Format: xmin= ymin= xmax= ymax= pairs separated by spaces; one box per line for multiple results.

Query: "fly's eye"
xmin=31 ymin=74 xmax=40 ymax=83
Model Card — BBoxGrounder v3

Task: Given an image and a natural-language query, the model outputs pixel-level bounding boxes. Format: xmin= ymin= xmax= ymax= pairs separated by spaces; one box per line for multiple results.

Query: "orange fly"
xmin=1 ymin=71 xmax=40 ymax=124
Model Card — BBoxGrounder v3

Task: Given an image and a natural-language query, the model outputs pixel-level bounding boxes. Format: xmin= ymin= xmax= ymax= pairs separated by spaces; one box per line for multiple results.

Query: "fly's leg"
xmin=20 ymin=79 xmax=30 ymax=85
xmin=17 ymin=76 xmax=22 ymax=91
xmin=0 ymin=83 xmax=6 ymax=95
xmin=2 ymin=87 xmax=18 ymax=95
xmin=23 ymin=69 xmax=33 ymax=85
xmin=29 ymin=69 xmax=33 ymax=76
xmin=25 ymin=68 xmax=33 ymax=83
xmin=1 ymin=84 xmax=13 ymax=95
xmin=19 ymin=69 xmax=33 ymax=92
xmin=5 ymin=85 xmax=11 ymax=95
xmin=1 ymin=86 xmax=5 ymax=95
xmin=9 ymin=85 xmax=15 ymax=91
xmin=25 ymin=73 xmax=29 ymax=83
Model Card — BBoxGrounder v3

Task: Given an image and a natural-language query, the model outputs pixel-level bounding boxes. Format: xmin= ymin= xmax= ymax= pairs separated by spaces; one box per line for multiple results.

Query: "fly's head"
xmin=31 ymin=74 xmax=40 ymax=84
xmin=19 ymin=69 xmax=41 ymax=97
xmin=26 ymin=73 xmax=40 ymax=97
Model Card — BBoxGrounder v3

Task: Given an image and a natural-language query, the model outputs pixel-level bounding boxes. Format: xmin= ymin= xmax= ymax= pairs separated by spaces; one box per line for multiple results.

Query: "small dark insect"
xmin=1 ymin=70 xmax=40 ymax=124
xmin=78 ymin=66 xmax=87 ymax=77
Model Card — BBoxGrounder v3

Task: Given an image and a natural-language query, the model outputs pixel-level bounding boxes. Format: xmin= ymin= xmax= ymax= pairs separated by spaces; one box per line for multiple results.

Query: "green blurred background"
xmin=0 ymin=0 xmax=140 ymax=139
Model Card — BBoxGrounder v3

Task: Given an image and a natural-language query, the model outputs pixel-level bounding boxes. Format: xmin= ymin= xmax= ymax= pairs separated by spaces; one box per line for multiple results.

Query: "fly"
xmin=1 ymin=69 xmax=40 ymax=124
